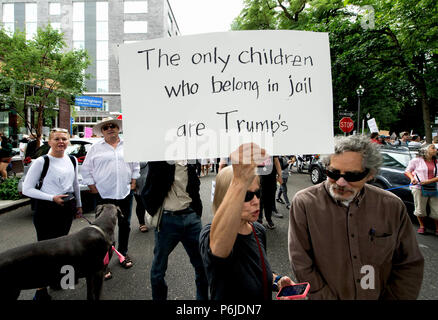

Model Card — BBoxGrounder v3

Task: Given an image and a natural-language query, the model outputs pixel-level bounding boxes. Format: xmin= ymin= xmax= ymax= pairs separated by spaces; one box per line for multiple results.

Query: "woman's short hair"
xmin=48 ymin=128 xmax=70 ymax=140
xmin=322 ymin=135 xmax=382 ymax=175
xmin=417 ymin=143 xmax=436 ymax=160
xmin=212 ymin=166 xmax=259 ymax=214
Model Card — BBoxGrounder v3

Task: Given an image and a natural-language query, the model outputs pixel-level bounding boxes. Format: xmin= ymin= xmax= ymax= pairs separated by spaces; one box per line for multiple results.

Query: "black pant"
xmin=258 ymin=177 xmax=276 ymax=224
xmin=96 ymin=192 xmax=134 ymax=256
xmin=134 ymin=194 xmax=146 ymax=225
xmin=33 ymin=199 xmax=75 ymax=241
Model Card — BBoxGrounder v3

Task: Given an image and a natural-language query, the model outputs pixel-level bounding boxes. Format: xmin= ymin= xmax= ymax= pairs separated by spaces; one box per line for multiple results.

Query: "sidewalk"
xmin=0 ymin=198 xmax=30 ymax=214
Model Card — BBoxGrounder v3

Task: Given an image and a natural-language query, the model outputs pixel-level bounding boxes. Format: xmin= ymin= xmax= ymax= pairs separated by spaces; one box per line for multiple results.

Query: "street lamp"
xmin=356 ymin=85 xmax=365 ymax=135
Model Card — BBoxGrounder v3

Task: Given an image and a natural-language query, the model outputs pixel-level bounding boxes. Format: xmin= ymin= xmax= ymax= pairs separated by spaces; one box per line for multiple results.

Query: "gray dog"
xmin=0 ymin=204 xmax=121 ymax=300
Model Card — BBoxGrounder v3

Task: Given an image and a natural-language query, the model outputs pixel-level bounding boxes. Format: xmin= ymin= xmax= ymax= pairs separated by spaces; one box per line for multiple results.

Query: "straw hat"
xmin=93 ymin=117 xmax=123 ymax=136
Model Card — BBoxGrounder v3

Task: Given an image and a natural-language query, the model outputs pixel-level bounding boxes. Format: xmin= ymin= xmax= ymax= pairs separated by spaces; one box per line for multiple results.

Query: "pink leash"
xmin=103 ymin=246 xmax=125 ymax=265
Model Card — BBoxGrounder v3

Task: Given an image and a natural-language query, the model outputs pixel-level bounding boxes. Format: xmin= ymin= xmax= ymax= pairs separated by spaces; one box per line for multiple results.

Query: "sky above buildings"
xmin=168 ymin=0 xmax=244 ymax=35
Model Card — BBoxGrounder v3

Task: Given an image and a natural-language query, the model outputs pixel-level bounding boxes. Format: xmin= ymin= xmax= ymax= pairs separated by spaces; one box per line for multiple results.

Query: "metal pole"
xmin=357 ymin=96 xmax=360 ymax=135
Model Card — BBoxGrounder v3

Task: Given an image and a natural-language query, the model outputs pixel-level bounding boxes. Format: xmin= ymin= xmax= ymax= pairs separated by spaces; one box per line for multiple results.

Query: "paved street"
xmin=0 ymin=170 xmax=437 ymax=300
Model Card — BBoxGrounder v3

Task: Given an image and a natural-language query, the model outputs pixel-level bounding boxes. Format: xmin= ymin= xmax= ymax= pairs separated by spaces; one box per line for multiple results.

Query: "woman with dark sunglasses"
xmin=199 ymin=143 xmax=294 ymax=300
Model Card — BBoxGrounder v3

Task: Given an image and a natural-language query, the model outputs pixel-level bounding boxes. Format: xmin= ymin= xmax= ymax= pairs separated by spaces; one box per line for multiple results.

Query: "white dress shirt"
xmin=23 ymin=154 xmax=82 ymax=207
xmin=81 ymin=138 xmax=140 ymax=199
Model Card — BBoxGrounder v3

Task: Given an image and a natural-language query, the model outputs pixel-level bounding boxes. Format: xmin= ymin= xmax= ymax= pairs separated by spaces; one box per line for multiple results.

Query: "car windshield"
xmin=381 ymin=151 xmax=413 ymax=169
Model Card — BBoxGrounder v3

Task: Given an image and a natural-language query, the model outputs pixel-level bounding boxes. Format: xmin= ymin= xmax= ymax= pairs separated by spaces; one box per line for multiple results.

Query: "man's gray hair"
xmin=322 ymin=135 xmax=383 ymax=175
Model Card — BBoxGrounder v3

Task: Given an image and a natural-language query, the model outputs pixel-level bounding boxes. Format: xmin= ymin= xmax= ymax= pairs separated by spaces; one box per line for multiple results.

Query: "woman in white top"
xmin=22 ymin=128 xmax=82 ymax=300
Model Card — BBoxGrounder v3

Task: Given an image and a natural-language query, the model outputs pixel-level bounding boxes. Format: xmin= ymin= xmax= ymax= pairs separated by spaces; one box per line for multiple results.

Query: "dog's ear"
xmin=116 ymin=206 xmax=124 ymax=219
xmin=95 ymin=204 xmax=104 ymax=218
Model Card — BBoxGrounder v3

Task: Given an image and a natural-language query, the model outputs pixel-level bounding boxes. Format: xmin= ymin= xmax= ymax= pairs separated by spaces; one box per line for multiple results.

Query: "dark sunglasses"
xmin=102 ymin=123 xmax=118 ymax=131
xmin=245 ymin=189 xmax=261 ymax=202
xmin=326 ymin=168 xmax=370 ymax=182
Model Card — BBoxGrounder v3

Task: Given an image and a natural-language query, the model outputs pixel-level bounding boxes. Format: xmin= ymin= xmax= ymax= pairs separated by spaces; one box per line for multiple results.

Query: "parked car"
xmin=308 ymin=145 xmax=419 ymax=215
xmin=17 ymin=138 xmax=102 ymax=212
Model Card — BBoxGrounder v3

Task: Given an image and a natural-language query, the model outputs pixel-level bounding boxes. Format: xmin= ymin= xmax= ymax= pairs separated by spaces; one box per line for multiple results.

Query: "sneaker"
xmin=33 ymin=288 xmax=52 ymax=301
xmin=276 ymin=198 xmax=285 ymax=204
xmin=417 ymin=227 xmax=425 ymax=234
xmin=272 ymin=212 xmax=283 ymax=218
xmin=266 ymin=221 xmax=276 ymax=229
xmin=286 ymin=204 xmax=291 ymax=210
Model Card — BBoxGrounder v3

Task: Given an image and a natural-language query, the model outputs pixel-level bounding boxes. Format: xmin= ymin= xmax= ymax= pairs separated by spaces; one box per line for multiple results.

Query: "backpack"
xmin=35 ymin=154 xmax=77 ymax=190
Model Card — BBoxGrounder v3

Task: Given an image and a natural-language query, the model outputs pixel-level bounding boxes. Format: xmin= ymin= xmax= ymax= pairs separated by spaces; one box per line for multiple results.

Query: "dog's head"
xmin=95 ymin=204 xmax=124 ymax=222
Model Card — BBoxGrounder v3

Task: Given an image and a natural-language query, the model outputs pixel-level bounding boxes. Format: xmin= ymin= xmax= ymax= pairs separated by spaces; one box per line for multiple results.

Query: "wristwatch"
xmin=272 ymin=275 xmax=282 ymax=292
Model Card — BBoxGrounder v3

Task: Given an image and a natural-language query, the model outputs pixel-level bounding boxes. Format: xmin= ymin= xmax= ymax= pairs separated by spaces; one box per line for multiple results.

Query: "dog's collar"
xmin=88 ymin=225 xmax=112 ymax=246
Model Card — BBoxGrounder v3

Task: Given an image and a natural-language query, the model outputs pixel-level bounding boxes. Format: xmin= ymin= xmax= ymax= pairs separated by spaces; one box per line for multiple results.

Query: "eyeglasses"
xmin=326 ymin=168 xmax=370 ymax=182
xmin=102 ymin=123 xmax=118 ymax=131
xmin=244 ymin=189 xmax=261 ymax=202
xmin=50 ymin=128 xmax=68 ymax=133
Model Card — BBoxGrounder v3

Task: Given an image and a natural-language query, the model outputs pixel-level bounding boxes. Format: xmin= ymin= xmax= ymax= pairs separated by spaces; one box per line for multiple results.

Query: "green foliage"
xmin=0 ymin=177 xmax=21 ymax=200
xmin=0 ymin=25 xmax=91 ymax=137
xmin=231 ymin=0 xmax=438 ymax=139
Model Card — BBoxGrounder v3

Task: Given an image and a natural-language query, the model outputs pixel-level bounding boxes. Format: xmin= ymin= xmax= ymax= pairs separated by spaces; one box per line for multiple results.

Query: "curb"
xmin=0 ymin=198 xmax=31 ymax=215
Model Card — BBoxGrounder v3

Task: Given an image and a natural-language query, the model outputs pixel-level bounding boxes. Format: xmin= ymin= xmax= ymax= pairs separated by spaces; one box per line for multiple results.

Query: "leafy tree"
xmin=0 ymin=25 xmax=90 ymax=145
xmin=232 ymin=0 xmax=438 ymax=140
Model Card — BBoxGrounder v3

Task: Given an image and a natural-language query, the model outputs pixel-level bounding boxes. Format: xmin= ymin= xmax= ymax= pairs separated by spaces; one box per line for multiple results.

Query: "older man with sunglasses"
xmin=81 ymin=117 xmax=140 ymax=279
xmin=288 ymin=135 xmax=424 ymax=300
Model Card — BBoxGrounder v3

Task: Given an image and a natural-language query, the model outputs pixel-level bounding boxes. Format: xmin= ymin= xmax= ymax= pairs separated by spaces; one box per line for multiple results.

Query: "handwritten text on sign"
xmin=118 ymin=31 xmax=334 ymax=161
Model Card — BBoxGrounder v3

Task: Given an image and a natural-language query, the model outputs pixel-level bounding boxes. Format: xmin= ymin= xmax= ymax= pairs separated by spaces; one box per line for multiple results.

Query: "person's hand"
xmin=75 ymin=207 xmax=83 ymax=219
xmin=53 ymin=194 xmax=67 ymax=205
xmin=277 ymin=276 xmax=295 ymax=291
xmin=410 ymin=177 xmax=418 ymax=185
xmin=88 ymin=185 xmax=99 ymax=194
xmin=130 ymin=180 xmax=136 ymax=190
xmin=276 ymin=277 xmax=309 ymax=301
xmin=277 ymin=176 xmax=283 ymax=185
xmin=230 ymin=143 xmax=267 ymax=186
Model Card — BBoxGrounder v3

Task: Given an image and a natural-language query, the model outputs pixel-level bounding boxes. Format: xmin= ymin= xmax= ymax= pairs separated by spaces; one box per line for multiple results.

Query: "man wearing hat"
xmin=81 ymin=117 xmax=140 ymax=279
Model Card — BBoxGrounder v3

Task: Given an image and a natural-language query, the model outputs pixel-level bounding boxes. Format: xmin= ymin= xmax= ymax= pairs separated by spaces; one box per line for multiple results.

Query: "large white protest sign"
xmin=118 ymin=30 xmax=334 ymax=161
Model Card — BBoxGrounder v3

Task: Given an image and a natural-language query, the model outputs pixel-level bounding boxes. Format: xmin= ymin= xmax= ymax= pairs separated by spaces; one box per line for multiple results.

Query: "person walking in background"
xmin=199 ymin=143 xmax=294 ymax=300
xmin=81 ymin=117 xmax=140 ymax=280
xmin=142 ymin=160 xmax=208 ymax=300
xmin=405 ymin=144 xmax=438 ymax=235
xmin=0 ymin=133 xmax=12 ymax=180
xmin=393 ymin=131 xmax=410 ymax=146
xmin=258 ymin=156 xmax=283 ymax=227
xmin=289 ymin=135 xmax=424 ymax=299
xmin=19 ymin=135 xmax=29 ymax=160
xmin=135 ymin=162 xmax=149 ymax=233
xmin=22 ymin=128 xmax=82 ymax=300
xmin=276 ymin=155 xmax=293 ymax=210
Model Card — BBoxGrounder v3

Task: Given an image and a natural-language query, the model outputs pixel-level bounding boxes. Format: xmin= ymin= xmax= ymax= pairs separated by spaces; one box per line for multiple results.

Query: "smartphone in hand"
xmin=276 ymin=282 xmax=310 ymax=300
xmin=62 ymin=194 xmax=75 ymax=203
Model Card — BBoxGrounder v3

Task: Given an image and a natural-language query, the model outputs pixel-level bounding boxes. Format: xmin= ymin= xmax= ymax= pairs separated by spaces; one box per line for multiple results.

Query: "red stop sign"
xmin=339 ymin=117 xmax=354 ymax=133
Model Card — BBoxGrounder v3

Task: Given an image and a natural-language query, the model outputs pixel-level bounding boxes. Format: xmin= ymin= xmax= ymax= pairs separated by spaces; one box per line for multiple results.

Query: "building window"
xmin=2 ymin=3 xmax=14 ymax=35
xmin=96 ymin=22 xmax=108 ymax=40
xmin=96 ymin=41 xmax=108 ymax=60
xmin=50 ymin=22 xmax=62 ymax=32
xmin=96 ymin=80 xmax=108 ymax=93
xmin=26 ymin=3 xmax=38 ymax=40
xmin=124 ymin=21 xmax=148 ymax=34
xmin=124 ymin=1 xmax=148 ymax=14
xmin=73 ymin=2 xmax=84 ymax=49
xmin=96 ymin=2 xmax=109 ymax=93
xmin=49 ymin=2 xmax=61 ymax=16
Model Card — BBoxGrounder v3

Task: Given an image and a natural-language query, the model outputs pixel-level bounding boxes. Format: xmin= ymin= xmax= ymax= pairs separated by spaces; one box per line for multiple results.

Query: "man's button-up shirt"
xmin=289 ymin=181 xmax=424 ymax=300
xmin=81 ymin=139 xmax=140 ymax=200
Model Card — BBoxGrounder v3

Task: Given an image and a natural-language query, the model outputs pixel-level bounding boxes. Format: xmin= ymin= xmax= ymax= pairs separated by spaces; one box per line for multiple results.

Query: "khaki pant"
xmin=412 ymin=188 xmax=438 ymax=220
